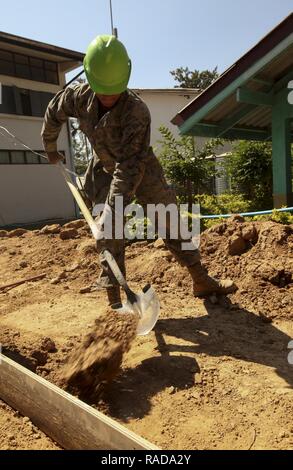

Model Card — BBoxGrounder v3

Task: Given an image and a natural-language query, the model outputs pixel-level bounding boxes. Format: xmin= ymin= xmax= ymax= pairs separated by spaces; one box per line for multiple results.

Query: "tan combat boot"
xmin=107 ymin=286 xmax=122 ymax=307
xmin=187 ymin=263 xmax=237 ymax=297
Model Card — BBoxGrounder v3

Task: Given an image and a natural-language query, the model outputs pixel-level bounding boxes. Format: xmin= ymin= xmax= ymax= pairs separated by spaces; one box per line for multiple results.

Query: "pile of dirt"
xmin=201 ymin=217 xmax=293 ymax=321
xmin=62 ymin=308 xmax=139 ymax=396
xmin=125 ymin=217 xmax=293 ymax=322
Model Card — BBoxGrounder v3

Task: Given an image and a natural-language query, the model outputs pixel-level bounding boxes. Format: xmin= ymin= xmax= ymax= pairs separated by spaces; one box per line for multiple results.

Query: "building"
xmin=172 ymin=13 xmax=293 ymax=208
xmin=133 ymin=88 xmax=202 ymax=150
xmin=0 ymin=31 xmax=84 ymax=227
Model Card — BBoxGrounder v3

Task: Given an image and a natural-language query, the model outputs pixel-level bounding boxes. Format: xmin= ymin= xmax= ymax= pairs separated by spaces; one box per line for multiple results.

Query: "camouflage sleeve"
xmin=41 ymin=85 xmax=80 ymax=153
xmin=107 ymin=102 xmax=151 ymax=208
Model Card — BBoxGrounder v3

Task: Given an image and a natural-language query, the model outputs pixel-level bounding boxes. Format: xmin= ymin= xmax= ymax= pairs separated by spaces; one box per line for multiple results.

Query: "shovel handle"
xmin=103 ymin=250 xmax=137 ymax=304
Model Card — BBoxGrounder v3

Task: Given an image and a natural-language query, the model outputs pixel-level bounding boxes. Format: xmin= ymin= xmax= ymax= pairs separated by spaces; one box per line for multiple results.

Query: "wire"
xmin=64 ymin=69 xmax=85 ymax=90
xmin=0 ymin=125 xmax=82 ymax=182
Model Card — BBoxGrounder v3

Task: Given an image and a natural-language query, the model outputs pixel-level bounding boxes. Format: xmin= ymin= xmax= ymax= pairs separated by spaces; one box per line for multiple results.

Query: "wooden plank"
xmin=0 ymin=354 xmax=158 ymax=450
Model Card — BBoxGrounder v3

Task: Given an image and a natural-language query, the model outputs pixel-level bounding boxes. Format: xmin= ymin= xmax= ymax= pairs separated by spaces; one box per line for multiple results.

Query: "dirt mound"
xmin=62 ymin=308 xmax=138 ymax=396
xmin=201 ymin=219 xmax=293 ymax=321
xmin=125 ymin=219 xmax=293 ymax=322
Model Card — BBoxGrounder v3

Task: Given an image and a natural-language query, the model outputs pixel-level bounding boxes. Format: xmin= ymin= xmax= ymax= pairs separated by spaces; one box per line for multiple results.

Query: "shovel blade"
xmin=113 ymin=285 xmax=160 ymax=336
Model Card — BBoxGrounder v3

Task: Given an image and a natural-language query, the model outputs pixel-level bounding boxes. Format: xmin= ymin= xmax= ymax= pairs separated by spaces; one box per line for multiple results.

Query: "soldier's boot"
xmin=187 ymin=262 xmax=237 ymax=297
xmin=107 ymin=286 xmax=121 ymax=307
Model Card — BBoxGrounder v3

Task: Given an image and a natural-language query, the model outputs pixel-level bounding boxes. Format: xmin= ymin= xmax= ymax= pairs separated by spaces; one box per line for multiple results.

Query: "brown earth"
xmin=0 ymin=218 xmax=292 ymax=450
xmin=0 ymin=400 xmax=59 ymax=450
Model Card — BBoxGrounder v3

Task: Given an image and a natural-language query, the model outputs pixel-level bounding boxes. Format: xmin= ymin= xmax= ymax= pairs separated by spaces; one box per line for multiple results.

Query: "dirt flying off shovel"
xmin=58 ymin=162 xmax=160 ymax=336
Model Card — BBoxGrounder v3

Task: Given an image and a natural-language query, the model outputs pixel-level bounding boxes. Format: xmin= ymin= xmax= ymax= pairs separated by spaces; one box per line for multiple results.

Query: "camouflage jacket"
xmin=41 ymin=83 xmax=155 ymax=206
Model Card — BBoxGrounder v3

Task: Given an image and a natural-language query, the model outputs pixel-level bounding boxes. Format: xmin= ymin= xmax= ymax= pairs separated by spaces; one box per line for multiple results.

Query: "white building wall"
xmin=133 ymin=90 xmax=205 ymax=151
xmin=133 ymin=89 xmax=232 ymax=155
xmin=0 ymin=75 xmax=76 ymax=226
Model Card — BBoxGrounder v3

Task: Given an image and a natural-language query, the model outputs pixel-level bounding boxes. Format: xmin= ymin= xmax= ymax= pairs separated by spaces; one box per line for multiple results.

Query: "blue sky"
xmin=1 ymin=0 xmax=292 ymax=88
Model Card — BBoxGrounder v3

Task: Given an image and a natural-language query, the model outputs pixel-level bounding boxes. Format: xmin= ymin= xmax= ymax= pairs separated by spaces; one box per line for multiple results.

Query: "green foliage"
xmin=252 ymin=210 xmax=293 ymax=225
xmin=170 ymin=66 xmax=219 ymax=90
xmin=224 ymin=141 xmax=273 ymax=211
xmin=193 ymin=193 xmax=251 ymax=215
xmin=187 ymin=193 xmax=251 ymax=231
xmin=158 ymin=126 xmax=223 ymax=205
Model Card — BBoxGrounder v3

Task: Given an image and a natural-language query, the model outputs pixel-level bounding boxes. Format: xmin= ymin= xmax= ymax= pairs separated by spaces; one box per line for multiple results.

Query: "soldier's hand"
xmin=46 ymin=151 xmax=64 ymax=164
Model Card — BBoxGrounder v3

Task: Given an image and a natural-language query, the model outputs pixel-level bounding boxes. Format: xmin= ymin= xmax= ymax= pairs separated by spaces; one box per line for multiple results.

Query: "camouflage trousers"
xmin=85 ymin=157 xmax=200 ymax=288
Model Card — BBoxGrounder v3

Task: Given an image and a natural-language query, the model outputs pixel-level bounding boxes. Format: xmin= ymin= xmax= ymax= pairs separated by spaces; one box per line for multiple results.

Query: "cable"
xmin=0 ymin=125 xmax=82 ymax=182
xmin=200 ymin=207 xmax=293 ymax=219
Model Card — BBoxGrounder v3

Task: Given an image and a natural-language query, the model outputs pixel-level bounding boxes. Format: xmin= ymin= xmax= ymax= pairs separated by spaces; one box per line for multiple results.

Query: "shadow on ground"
xmin=88 ymin=299 xmax=293 ymax=421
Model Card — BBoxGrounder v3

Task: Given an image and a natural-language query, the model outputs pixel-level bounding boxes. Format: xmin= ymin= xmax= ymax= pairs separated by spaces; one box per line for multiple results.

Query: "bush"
xmin=224 ymin=141 xmax=273 ymax=211
xmin=192 ymin=193 xmax=251 ymax=216
xmin=252 ymin=210 xmax=293 ymax=225
xmin=179 ymin=193 xmax=250 ymax=232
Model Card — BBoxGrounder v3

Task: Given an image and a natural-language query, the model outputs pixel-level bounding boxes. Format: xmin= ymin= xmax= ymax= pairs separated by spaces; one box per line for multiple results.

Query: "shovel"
xmin=57 ymin=161 xmax=160 ymax=336
xmin=102 ymin=249 xmax=160 ymax=335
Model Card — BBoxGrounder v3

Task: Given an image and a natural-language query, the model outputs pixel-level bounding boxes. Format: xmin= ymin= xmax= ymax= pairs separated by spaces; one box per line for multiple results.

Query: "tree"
xmin=158 ymin=126 xmax=223 ymax=211
xmin=170 ymin=66 xmax=219 ymax=90
xmin=225 ymin=141 xmax=273 ymax=210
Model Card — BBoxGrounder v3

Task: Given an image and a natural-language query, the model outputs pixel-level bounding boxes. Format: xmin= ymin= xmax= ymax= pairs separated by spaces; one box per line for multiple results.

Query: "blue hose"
xmin=200 ymin=207 xmax=293 ymax=220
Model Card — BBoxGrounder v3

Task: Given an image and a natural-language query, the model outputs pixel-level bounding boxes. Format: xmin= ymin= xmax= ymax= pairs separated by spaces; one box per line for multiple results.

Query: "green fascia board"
xmin=179 ymin=34 xmax=293 ymax=135
xmin=237 ymin=87 xmax=273 ymax=106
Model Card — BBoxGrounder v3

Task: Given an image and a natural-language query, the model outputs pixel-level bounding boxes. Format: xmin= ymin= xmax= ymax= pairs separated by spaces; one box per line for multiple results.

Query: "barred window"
xmin=0 ymin=150 xmax=66 ymax=164
xmin=0 ymin=49 xmax=59 ymax=85
xmin=0 ymin=85 xmax=54 ymax=117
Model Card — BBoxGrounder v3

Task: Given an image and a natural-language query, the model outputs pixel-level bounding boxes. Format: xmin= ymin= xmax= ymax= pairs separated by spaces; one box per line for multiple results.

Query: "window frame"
xmin=0 ymin=49 xmax=59 ymax=85
xmin=0 ymin=85 xmax=55 ymax=117
xmin=0 ymin=150 xmax=66 ymax=165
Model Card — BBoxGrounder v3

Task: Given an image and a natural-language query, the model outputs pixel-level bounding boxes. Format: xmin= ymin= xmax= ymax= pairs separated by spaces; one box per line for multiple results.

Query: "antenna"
xmin=109 ymin=0 xmax=118 ymax=37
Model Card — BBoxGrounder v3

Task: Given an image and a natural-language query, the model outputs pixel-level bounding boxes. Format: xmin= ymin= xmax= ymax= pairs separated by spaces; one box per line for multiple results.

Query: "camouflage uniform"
xmin=42 ymin=83 xmax=200 ymax=287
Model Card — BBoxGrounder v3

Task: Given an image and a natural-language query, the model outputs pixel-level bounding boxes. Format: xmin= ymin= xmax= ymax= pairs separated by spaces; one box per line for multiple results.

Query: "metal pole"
xmin=109 ymin=0 xmax=114 ymax=35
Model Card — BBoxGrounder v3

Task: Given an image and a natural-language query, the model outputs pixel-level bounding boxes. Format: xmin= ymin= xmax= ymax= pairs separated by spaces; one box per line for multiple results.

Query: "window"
xmin=0 ymin=150 xmax=10 ymax=164
xmin=0 ymin=85 xmax=55 ymax=117
xmin=39 ymin=152 xmax=50 ymax=164
xmin=25 ymin=151 xmax=40 ymax=164
xmin=0 ymin=49 xmax=59 ymax=85
xmin=20 ymin=90 xmax=32 ymax=116
xmin=0 ymin=86 xmax=16 ymax=114
xmin=11 ymin=151 xmax=25 ymax=164
xmin=0 ymin=150 xmax=66 ymax=164
xmin=14 ymin=54 xmax=30 ymax=80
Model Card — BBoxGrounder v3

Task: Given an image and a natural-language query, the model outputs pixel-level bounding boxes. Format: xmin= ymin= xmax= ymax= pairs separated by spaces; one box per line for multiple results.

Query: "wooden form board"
xmin=0 ymin=354 xmax=158 ymax=450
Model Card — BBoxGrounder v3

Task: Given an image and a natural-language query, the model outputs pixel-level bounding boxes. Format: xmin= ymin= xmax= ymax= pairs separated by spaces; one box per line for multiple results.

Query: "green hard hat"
xmin=84 ymin=35 xmax=132 ymax=95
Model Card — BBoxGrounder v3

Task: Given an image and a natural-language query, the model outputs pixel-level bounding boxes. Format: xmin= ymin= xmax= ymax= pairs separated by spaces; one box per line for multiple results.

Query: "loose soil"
xmin=0 ymin=217 xmax=292 ymax=450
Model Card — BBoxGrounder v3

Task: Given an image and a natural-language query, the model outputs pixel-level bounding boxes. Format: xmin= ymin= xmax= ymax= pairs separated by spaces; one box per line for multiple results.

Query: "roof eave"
xmin=172 ymin=13 xmax=293 ymax=130
xmin=0 ymin=31 xmax=85 ymax=62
